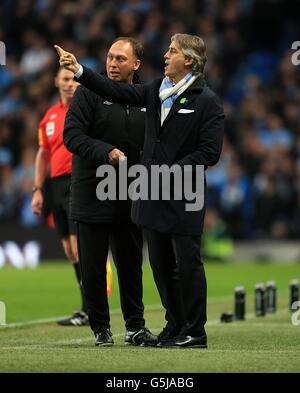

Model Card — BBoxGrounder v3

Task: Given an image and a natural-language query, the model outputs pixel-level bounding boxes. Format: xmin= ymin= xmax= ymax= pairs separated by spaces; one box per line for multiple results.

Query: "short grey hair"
xmin=171 ymin=33 xmax=207 ymax=76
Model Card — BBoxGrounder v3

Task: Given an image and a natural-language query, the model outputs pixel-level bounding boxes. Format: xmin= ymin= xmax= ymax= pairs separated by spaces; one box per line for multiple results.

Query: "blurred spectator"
xmin=218 ymin=161 xmax=254 ymax=238
xmin=256 ymin=113 xmax=293 ymax=153
xmin=239 ymin=129 xmax=264 ymax=178
xmin=0 ymin=83 xmax=24 ymax=118
xmin=202 ymin=208 xmax=234 ymax=262
xmin=14 ymin=147 xmax=39 ymax=227
xmin=20 ymin=30 xmax=53 ymax=77
xmin=0 ymin=152 xmax=18 ymax=221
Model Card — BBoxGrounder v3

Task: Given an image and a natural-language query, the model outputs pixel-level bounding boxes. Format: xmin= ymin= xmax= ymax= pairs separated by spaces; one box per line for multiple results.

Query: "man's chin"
xmin=64 ymin=93 xmax=74 ymax=100
xmin=109 ymin=75 xmax=121 ymax=81
xmin=164 ymin=70 xmax=172 ymax=79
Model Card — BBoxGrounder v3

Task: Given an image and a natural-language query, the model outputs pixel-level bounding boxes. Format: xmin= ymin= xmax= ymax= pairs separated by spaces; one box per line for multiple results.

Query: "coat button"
xmin=156 ymin=139 xmax=160 ymax=143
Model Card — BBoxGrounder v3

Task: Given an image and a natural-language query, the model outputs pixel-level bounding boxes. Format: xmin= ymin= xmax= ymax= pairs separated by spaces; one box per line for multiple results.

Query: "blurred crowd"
xmin=0 ymin=0 xmax=300 ymax=240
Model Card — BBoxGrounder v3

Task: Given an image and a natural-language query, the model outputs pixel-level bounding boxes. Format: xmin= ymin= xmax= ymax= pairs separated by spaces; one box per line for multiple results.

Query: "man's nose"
xmin=110 ymin=57 xmax=117 ymax=66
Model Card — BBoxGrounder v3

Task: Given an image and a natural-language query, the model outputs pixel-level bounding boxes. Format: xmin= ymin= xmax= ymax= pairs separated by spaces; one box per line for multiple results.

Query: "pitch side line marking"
xmin=0 ymin=301 xmax=289 ymax=329
xmin=0 ymin=296 xmax=236 ymax=329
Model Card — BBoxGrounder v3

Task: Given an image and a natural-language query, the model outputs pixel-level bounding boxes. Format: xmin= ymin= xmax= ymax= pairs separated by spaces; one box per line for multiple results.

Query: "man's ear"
xmin=133 ymin=59 xmax=141 ymax=71
xmin=184 ymin=57 xmax=193 ymax=68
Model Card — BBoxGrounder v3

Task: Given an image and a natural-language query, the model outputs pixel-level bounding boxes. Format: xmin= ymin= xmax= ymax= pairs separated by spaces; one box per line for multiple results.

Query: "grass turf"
xmin=0 ymin=261 xmax=300 ymax=372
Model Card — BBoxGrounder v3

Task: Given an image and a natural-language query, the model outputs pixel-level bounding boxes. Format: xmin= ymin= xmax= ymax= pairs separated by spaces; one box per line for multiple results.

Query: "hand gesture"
xmin=54 ymin=45 xmax=80 ymax=74
xmin=108 ymin=149 xmax=126 ymax=165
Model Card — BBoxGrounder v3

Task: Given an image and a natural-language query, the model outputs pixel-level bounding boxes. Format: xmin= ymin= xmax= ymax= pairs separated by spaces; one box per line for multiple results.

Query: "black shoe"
xmin=57 ymin=311 xmax=89 ymax=326
xmin=141 ymin=326 xmax=178 ymax=347
xmin=158 ymin=332 xmax=208 ymax=349
xmin=95 ymin=328 xmax=114 ymax=346
xmin=125 ymin=327 xmax=157 ymax=346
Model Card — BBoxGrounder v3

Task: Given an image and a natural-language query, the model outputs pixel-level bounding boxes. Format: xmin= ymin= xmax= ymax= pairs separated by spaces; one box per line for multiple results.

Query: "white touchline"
xmin=0 ymin=303 xmax=288 ymax=332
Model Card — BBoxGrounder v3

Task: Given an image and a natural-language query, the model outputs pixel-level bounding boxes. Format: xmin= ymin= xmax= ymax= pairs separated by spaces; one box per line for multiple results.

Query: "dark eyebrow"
xmin=108 ymin=52 xmax=128 ymax=60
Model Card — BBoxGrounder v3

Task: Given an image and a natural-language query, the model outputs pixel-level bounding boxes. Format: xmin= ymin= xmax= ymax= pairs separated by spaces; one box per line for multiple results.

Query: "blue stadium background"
xmin=0 ymin=0 xmax=300 ymax=258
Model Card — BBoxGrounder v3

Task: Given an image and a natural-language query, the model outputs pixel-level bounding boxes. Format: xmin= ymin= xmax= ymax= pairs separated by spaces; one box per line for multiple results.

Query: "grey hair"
xmin=171 ymin=33 xmax=207 ymax=76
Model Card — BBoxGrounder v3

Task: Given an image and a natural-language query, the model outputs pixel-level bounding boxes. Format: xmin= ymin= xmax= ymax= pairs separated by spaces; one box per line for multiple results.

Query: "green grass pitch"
xmin=0 ymin=261 xmax=300 ymax=372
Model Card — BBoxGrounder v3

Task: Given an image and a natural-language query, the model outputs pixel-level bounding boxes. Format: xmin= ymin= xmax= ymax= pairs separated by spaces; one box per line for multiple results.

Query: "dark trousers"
xmin=77 ymin=221 xmax=145 ymax=334
xmin=146 ymin=230 xmax=207 ymax=337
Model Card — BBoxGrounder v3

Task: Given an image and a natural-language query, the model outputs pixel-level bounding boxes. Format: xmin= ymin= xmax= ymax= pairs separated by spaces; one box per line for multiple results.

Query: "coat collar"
xmin=156 ymin=77 xmax=205 ymax=126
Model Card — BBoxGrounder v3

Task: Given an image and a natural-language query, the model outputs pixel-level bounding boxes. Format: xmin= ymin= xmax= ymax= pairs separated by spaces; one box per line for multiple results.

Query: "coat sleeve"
xmin=177 ymin=94 xmax=224 ymax=167
xmin=75 ymin=66 xmax=147 ymax=107
xmin=63 ymin=86 xmax=116 ymax=164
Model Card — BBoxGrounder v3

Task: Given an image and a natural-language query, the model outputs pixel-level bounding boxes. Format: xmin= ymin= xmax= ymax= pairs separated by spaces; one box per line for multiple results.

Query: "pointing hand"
xmin=54 ymin=45 xmax=80 ymax=74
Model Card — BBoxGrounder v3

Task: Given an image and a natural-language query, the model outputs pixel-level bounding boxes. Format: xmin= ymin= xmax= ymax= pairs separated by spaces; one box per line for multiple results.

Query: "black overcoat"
xmin=76 ymin=67 xmax=224 ymax=234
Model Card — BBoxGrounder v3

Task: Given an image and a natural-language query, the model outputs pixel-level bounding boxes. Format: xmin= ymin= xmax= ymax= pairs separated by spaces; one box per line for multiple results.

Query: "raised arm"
xmin=54 ymin=45 xmax=146 ymax=107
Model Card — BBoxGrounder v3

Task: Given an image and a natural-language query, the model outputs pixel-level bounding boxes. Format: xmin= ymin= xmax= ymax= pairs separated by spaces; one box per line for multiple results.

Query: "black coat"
xmin=63 ymin=81 xmax=145 ymax=223
xmin=76 ymin=67 xmax=224 ymax=234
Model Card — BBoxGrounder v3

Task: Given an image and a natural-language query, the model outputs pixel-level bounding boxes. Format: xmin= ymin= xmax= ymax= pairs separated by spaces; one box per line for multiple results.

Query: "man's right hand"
xmin=31 ymin=190 xmax=43 ymax=216
xmin=108 ymin=149 xmax=126 ymax=165
xmin=54 ymin=45 xmax=80 ymax=74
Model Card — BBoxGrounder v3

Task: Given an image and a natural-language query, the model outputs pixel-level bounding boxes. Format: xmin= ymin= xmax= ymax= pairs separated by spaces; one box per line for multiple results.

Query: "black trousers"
xmin=146 ymin=230 xmax=207 ymax=337
xmin=77 ymin=220 xmax=145 ymax=334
